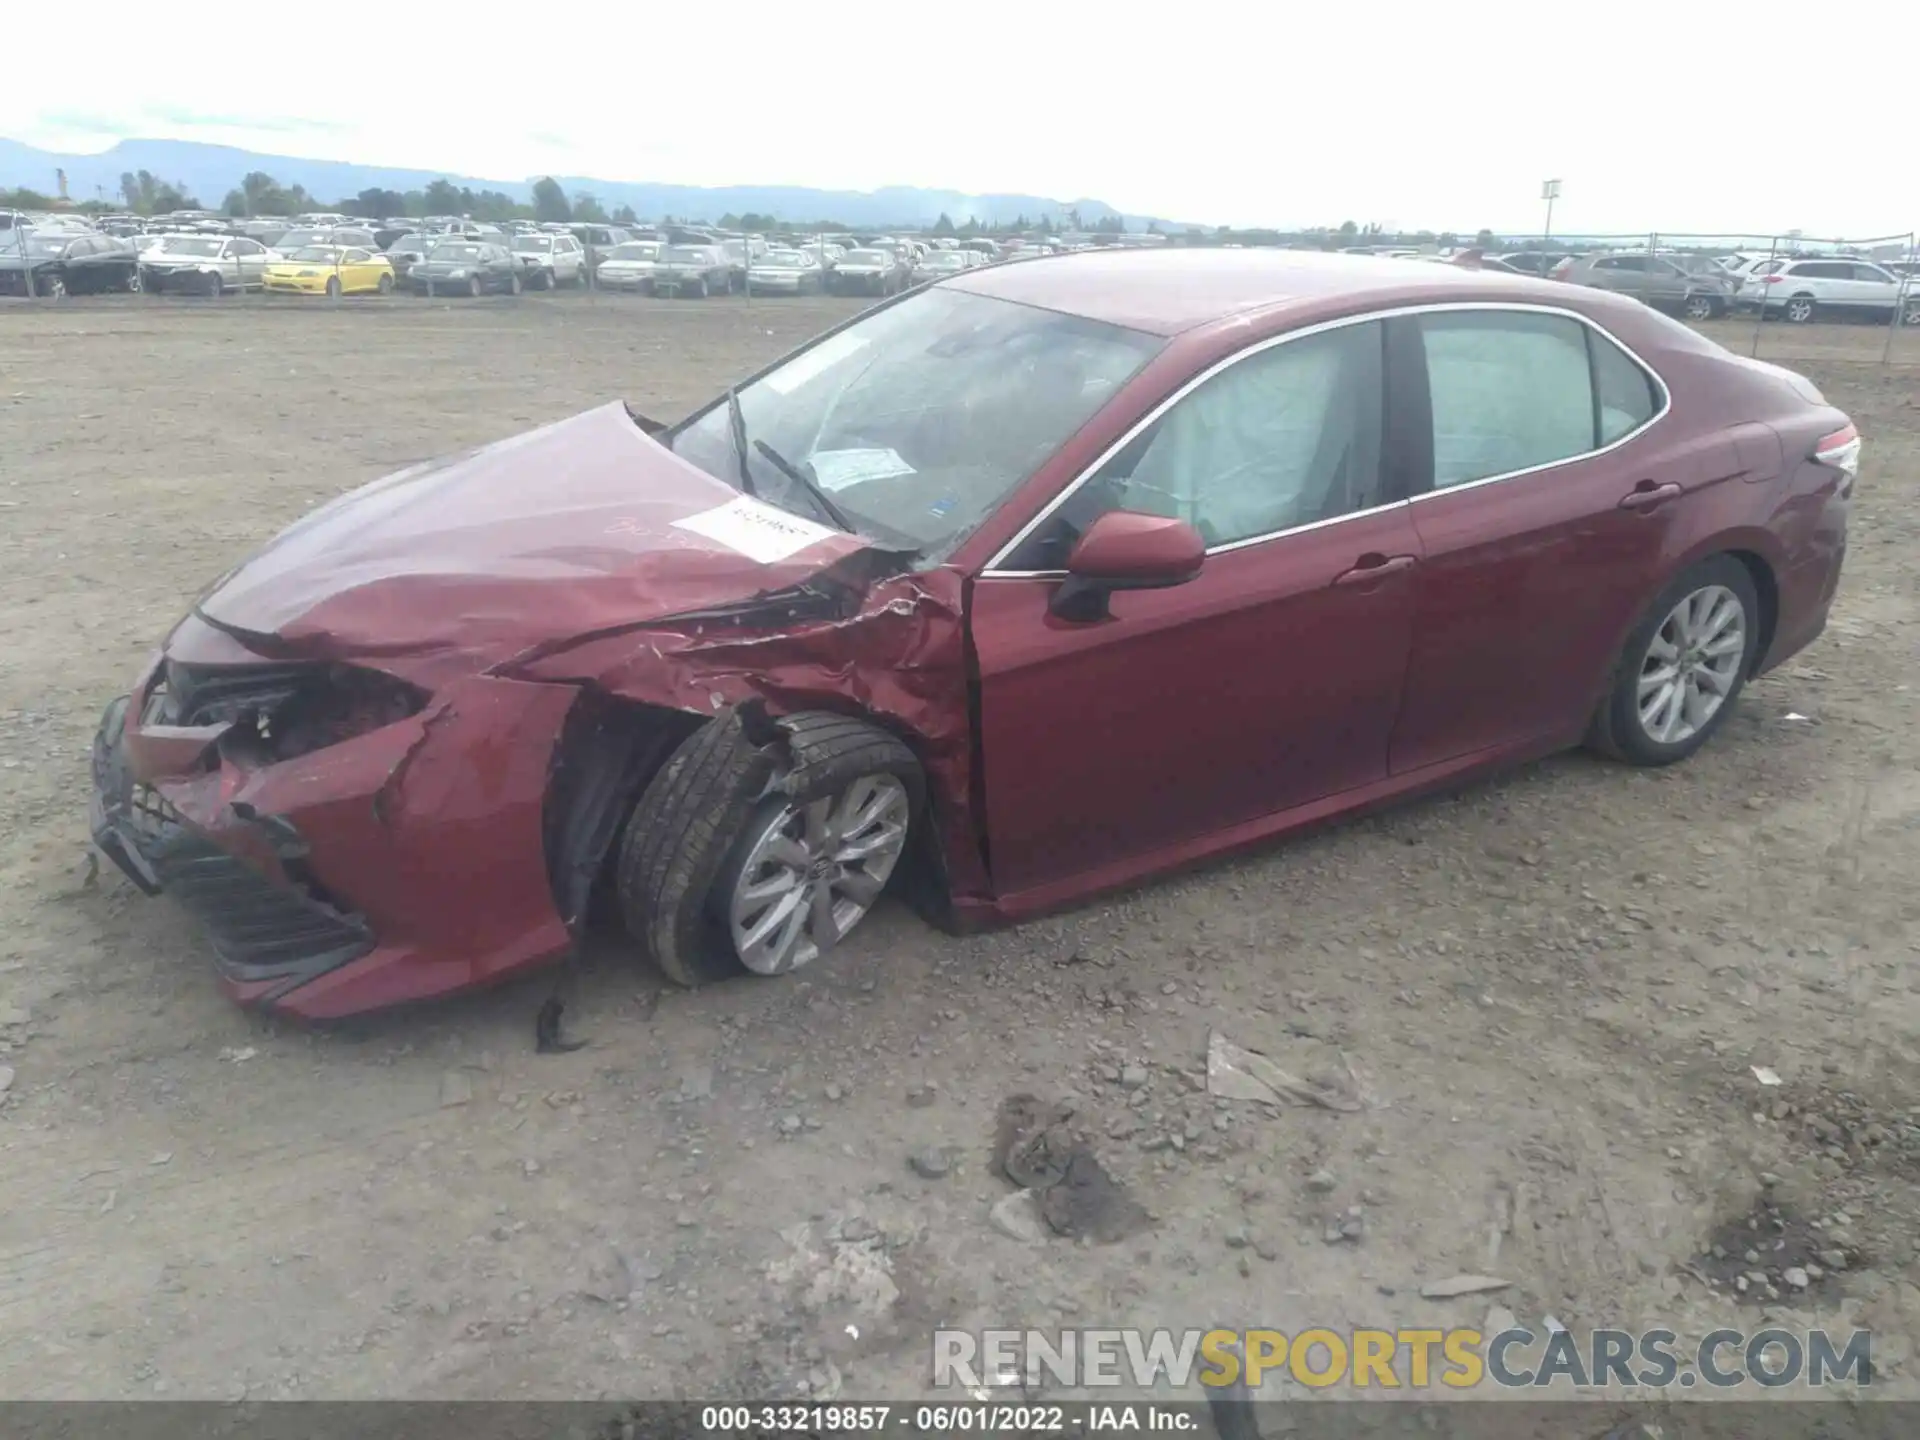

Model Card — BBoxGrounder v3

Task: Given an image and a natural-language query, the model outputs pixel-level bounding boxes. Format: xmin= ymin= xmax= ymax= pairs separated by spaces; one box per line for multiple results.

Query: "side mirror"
xmin=1049 ymin=510 xmax=1204 ymax=623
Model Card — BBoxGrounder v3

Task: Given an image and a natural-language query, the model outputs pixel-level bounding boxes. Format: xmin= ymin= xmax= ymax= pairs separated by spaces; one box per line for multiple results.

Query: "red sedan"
xmin=91 ymin=250 xmax=1856 ymax=1017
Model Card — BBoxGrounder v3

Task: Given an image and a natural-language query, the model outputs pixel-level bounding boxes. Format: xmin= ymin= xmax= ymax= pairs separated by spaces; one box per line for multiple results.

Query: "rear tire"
xmin=1588 ymin=555 xmax=1759 ymax=767
xmin=38 ymin=273 xmax=66 ymax=299
xmin=695 ymin=277 xmax=709 ymax=299
xmin=1784 ymin=295 xmax=1816 ymax=324
xmin=468 ymin=275 xmax=483 ymax=298
xmin=377 ymin=273 xmax=393 ymax=294
xmin=325 ymin=277 xmax=341 ymax=298
xmin=1902 ymin=299 xmax=1920 ymax=326
xmin=509 ymin=271 xmax=522 ymax=296
xmin=207 ymin=273 xmax=225 ymax=297
xmin=615 ymin=710 xmax=923 ymax=986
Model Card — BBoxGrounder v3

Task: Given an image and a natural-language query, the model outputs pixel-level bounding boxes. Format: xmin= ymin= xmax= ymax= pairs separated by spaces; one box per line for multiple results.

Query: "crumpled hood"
xmin=193 ymin=401 xmax=869 ymax=670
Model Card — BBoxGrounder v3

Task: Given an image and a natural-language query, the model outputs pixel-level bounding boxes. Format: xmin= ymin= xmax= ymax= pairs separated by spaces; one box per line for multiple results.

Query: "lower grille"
xmin=150 ymin=831 xmax=374 ymax=984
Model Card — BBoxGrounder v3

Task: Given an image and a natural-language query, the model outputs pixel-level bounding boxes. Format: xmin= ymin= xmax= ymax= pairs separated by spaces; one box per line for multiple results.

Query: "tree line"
xmin=6 ymin=173 xmax=1508 ymax=251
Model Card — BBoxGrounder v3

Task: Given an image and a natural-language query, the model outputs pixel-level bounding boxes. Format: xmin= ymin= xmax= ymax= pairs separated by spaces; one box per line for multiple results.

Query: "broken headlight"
xmin=159 ymin=662 xmax=429 ymax=764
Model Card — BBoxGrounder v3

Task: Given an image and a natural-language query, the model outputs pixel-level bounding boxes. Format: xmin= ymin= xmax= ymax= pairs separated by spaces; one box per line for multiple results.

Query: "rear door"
xmin=971 ymin=317 xmax=1423 ymax=898
xmin=1388 ymin=305 xmax=1707 ymax=772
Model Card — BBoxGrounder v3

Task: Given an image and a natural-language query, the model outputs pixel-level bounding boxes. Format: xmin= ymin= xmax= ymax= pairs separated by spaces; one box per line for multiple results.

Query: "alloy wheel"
xmin=1684 ymin=294 xmax=1714 ymax=320
xmin=1903 ymin=301 xmax=1920 ymax=326
xmin=1785 ymin=298 xmax=1815 ymax=323
xmin=1636 ymin=584 xmax=1746 ymax=746
xmin=727 ymin=775 xmax=910 ymax=975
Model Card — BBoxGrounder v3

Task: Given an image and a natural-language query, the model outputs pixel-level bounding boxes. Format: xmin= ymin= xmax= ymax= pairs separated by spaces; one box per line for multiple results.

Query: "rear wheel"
xmin=325 ymin=276 xmax=341 ymax=298
xmin=125 ymin=268 xmax=142 ymax=294
xmin=1784 ymin=295 xmax=1816 ymax=324
xmin=615 ymin=710 xmax=922 ymax=986
xmin=1589 ymin=555 xmax=1759 ymax=767
xmin=468 ymin=275 xmax=483 ymax=298
xmin=1902 ymin=299 xmax=1920 ymax=326
xmin=509 ymin=270 xmax=522 ymax=296
xmin=695 ymin=276 xmax=709 ymax=299
xmin=377 ymin=273 xmax=393 ymax=294
xmin=37 ymin=273 xmax=66 ymax=299
xmin=206 ymin=273 xmax=225 ymax=297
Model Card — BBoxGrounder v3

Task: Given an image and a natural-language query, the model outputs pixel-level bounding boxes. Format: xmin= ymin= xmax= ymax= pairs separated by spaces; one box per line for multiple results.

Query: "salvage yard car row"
xmin=4 ymin=214 xmax=1021 ymax=299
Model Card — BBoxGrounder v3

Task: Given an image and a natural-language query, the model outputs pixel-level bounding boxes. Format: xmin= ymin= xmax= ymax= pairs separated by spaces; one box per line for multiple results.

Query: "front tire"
xmin=695 ymin=276 xmax=709 ymax=299
xmin=1902 ymin=299 xmax=1920 ymax=326
xmin=616 ymin=710 xmax=923 ymax=986
xmin=37 ymin=273 xmax=67 ymax=299
xmin=325 ymin=276 xmax=341 ymax=298
xmin=1590 ymin=555 xmax=1759 ymax=767
xmin=509 ymin=271 xmax=522 ymax=296
xmin=1684 ymin=294 xmax=1716 ymax=321
xmin=377 ymin=273 xmax=393 ymax=294
xmin=468 ymin=275 xmax=483 ymax=298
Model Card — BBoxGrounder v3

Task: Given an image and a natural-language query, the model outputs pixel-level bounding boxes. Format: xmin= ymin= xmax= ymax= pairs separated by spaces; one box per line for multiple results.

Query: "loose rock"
xmin=909 ymin=1147 xmax=951 ymax=1180
xmin=1306 ymin=1168 xmax=1337 ymax=1193
xmin=988 ymin=1190 xmax=1047 ymax=1245
xmin=1783 ymin=1266 xmax=1810 ymax=1289
xmin=439 ymin=1070 xmax=474 ymax=1108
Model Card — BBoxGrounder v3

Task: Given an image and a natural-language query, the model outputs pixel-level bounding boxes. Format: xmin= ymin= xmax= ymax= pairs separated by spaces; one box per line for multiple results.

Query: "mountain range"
xmin=0 ymin=137 xmax=1170 ymax=229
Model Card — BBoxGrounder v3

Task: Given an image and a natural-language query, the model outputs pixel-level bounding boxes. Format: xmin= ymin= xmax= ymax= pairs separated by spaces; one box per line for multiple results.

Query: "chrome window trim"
xmin=978 ymin=300 xmax=1672 ymax=580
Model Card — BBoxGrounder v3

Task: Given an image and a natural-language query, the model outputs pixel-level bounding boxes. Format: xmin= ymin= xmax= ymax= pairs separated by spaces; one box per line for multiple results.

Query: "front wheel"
xmin=468 ymin=275 xmax=483 ymax=298
xmin=616 ymin=710 xmax=923 ymax=986
xmin=325 ymin=276 xmax=341 ymax=298
xmin=206 ymin=273 xmax=225 ymax=297
xmin=1784 ymin=296 xmax=1816 ymax=324
xmin=1590 ymin=555 xmax=1759 ymax=767
xmin=125 ymin=268 xmax=142 ymax=294
xmin=37 ymin=273 xmax=67 ymax=299
xmin=1684 ymin=294 xmax=1716 ymax=321
xmin=1902 ymin=300 xmax=1920 ymax=326
xmin=694 ymin=277 xmax=709 ymax=299
xmin=377 ymin=273 xmax=393 ymax=294
xmin=508 ymin=271 xmax=522 ymax=296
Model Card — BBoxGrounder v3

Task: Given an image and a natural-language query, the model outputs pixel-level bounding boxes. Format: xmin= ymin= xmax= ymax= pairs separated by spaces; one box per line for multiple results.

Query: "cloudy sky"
xmin=2 ymin=1 xmax=1910 ymax=239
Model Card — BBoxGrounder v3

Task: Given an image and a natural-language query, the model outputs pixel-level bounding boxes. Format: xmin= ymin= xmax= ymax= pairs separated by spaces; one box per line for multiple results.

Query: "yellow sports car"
xmin=262 ymin=245 xmax=396 ymax=296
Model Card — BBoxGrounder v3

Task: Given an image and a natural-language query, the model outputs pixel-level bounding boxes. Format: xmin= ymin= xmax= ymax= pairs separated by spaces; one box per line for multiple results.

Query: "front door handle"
xmin=1332 ymin=553 xmax=1417 ymax=587
xmin=1619 ymin=481 xmax=1682 ymax=511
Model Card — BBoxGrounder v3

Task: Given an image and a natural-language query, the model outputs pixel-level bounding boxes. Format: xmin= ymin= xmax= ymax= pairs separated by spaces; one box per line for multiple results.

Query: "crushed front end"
xmin=89 ymin=616 xmax=583 ymax=1018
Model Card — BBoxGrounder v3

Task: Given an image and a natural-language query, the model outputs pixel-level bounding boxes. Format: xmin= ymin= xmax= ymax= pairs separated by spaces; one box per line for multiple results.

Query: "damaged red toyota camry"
xmin=90 ymin=250 xmax=1856 ymax=1017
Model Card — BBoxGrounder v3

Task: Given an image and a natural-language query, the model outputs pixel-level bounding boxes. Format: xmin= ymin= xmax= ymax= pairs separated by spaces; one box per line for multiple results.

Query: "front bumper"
xmin=263 ymin=275 xmax=331 ymax=294
xmin=747 ymin=274 xmax=804 ymax=291
xmin=90 ymin=634 xmax=580 ymax=1017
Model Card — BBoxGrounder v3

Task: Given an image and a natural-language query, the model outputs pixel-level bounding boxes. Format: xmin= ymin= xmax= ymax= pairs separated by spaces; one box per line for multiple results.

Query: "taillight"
xmin=1762 ymin=274 xmax=1785 ymax=284
xmin=1815 ymin=423 xmax=1861 ymax=480
xmin=1550 ymin=260 xmax=1573 ymax=280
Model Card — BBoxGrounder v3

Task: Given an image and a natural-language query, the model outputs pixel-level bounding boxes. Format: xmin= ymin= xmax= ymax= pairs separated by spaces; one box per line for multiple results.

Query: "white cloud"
xmin=2 ymin=0 xmax=1912 ymax=238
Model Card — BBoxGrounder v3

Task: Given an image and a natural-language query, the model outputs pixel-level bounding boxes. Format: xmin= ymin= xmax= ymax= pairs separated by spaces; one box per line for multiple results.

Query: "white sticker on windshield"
xmin=762 ymin=330 xmax=871 ymax=394
xmin=672 ymin=495 xmax=838 ymax=565
xmin=808 ymin=447 xmax=916 ymax=492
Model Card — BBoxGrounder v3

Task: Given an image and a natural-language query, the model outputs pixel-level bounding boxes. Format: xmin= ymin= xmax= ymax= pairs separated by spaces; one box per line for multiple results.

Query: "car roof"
xmin=943 ymin=246 xmax=1584 ymax=337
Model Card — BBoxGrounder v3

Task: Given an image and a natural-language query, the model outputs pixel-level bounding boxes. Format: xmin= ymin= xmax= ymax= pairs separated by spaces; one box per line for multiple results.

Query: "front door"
xmin=1388 ymin=306 xmax=1714 ymax=772
xmin=969 ymin=318 xmax=1423 ymax=899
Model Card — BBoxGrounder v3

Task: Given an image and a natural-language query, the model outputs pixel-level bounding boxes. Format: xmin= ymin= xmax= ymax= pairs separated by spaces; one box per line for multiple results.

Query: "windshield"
xmin=430 ymin=243 xmax=483 ymax=261
xmin=607 ymin=242 xmax=660 ymax=260
xmin=843 ymin=249 xmax=889 ymax=265
xmin=512 ymin=236 xmax=552 ymax=252
xmin=758 ymin=251 xmax=807 ymax=267
xmin=21 ymin=235 xmax=70 ymax=256
xmin=662 ymin=246 xmax=709 ymax=263
xmin=666 ymin=289 xmax=1162 ymax=559
xmin=285 ymin=247 xmax=343 ymax=262
xmin=151 ymin=236 xmax=226 ymax=257
xmin=919 ymin=253 xmax=966 ymax=268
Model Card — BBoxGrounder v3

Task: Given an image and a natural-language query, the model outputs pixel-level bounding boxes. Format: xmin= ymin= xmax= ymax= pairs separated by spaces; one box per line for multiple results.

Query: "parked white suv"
xmin=1737 ymin=257 xmax=1920 ymax=324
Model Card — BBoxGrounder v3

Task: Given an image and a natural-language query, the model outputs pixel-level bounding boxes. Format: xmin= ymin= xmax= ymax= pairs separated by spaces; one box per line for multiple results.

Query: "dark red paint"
xmin=101 ymin=251 xmax=1852 ymax=1016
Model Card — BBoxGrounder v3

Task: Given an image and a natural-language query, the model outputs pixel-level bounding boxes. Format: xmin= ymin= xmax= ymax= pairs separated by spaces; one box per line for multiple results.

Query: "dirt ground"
xmin=1 ymin=295 xmax=1917 ymax=1407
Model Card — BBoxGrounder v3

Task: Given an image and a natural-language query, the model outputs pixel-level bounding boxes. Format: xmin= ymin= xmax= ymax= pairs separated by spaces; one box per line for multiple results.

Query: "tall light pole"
xmin=1541 ymin=179 xmax=1561 ymax=242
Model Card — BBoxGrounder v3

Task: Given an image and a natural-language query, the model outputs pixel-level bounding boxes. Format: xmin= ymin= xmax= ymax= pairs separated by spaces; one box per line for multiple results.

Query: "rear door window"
xmin=1418 ymin=311 xmax=1597 ymax=488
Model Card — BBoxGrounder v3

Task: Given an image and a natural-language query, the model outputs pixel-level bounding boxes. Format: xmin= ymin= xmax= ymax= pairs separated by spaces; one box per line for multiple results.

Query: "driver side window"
xmin=1004 ymin=320 xmax=1384 ymax=571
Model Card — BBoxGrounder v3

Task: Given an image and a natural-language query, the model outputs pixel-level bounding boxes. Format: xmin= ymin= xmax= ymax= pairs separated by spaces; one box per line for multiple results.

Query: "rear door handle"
xmin=1332 ymin=553 xmax=1417 ymax=587
xmin=1619 ymin=481 xmax=1682 ymax=511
